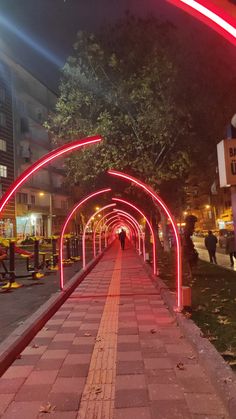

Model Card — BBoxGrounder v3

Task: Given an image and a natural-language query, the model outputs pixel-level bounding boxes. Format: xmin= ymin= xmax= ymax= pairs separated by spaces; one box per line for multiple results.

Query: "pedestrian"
xmin=119 ymin=229 xmax=126 ymax=250
xmin=182 ymin=215 xmax=199 ymax=281
xmin=225 ymin=232 xmax=236 ymax=267
xmin=204 ymin=230 xmax=218 ymax=264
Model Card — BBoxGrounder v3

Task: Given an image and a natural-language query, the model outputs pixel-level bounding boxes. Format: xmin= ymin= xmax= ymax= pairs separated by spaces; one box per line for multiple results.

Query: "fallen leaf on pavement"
xmin=39 ymin=402 xmax=56 ymax=413
xmin=187 ymin=355 xmax=196 ymax=360
xmin=176 ymin=362 xmax=185 ymax=370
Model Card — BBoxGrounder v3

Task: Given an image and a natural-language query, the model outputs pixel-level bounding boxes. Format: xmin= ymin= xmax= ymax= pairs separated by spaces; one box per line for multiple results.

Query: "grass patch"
xmin=159 ymin=253 xmax=236 ymax=368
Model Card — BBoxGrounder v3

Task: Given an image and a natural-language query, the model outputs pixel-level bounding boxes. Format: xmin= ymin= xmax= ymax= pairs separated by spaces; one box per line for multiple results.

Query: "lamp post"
xmin=39 ymin=191 xmax=53 ymax=237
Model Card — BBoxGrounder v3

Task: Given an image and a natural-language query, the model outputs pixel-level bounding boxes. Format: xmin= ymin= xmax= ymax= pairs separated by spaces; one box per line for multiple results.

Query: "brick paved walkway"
xmin=0 ymin=242 xmax=230 ymax=418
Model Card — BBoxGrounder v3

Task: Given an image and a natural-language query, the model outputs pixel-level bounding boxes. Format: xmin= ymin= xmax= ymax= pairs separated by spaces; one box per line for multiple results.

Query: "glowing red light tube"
xmin=114 ymin=210 xmax=144 ymax=257
xmin=95 ymin=211 xmax=142 ymax=255
xmin=168 ymin=0 xmax=236 ymax=45
xmin=0 ymin=135 xmax=101 ymax=214
xmin=93 ymin=210 xmax=115 ymax=256
xmin=108 ymin=170 xmax=182 ymax=311
xmin=105 ymin=219 xmax=131 ymax=243
xmin=112 ymin=197 xmax=157 ymax=276
xmin=59 ymin=188 xmax=111 ymax=290
xmin=104 ymin=215 xmax=138 ymax=246
xmin=82 ymin=204 xmax=116 ymax=269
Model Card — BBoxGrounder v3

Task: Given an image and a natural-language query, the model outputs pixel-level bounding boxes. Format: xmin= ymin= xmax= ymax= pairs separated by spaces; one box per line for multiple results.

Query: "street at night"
xmin=0 ymin=0 xmax=236 ymax=417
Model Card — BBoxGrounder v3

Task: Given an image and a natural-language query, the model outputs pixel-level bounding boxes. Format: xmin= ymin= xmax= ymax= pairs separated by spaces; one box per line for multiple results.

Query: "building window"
xmin=0 ymin=139 xmax=6 ymax=152
xmin=17 ymin=193 xmax=28 ymax=204
xmin=31 ymin=195 xmax=35 ymax=205
xmin=0 ymin=112 xmax=6 ymax=127
xmin=0 ymin=87 xmax=6 ymax=103
xmin=20 ymin=117 xmax=29 ymax=133
xmin=0 ymin=165 xmax=7 ymax=177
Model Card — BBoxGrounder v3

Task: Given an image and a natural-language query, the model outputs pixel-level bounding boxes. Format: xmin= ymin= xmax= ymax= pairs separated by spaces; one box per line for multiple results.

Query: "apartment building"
xmin=0 ymin=49 xmax=72 ymax=238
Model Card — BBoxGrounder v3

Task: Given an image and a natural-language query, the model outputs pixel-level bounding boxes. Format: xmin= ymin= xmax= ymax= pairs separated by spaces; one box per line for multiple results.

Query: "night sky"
xmin=0 ymin=0 xmax=235 ymax=92
xmin=0 ymin=0 xmax=196 ymax=91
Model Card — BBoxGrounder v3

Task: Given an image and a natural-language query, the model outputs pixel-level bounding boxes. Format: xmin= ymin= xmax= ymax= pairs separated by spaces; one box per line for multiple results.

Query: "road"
xmin=193 ymin=236 xmax=236 ymax=271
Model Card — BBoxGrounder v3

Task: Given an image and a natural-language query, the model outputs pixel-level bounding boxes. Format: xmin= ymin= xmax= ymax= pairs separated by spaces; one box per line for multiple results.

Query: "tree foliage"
xmin=46 ymin=15 xmax=192 ymax=193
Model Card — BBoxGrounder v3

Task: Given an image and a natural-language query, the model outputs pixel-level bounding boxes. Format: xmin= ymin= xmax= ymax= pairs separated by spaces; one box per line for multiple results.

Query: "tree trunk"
xmin=160 ymin=210 xmax=170 ymax=252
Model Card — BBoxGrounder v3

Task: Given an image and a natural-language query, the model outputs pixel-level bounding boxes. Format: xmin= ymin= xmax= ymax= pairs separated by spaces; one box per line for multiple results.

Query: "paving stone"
xmin=41 ymin=349 xmax=68 ymax=359
xmin=117 ymin=335 xmax=139 ymax=343
xmin=185 ymin=394 xmax=227 ymax=415
xmin=14 ymin=354 xmax=41 ymax=366
xmin=44 ymin=392 xmax=80 ymax=411
xmin=24 ymin=370 xmax=58 ymax=385
xmin=21 ymin=345 xmax=47 ymax=356
xmin=0 ymin=394 xmax=14 ymax=415
xmin=114 ymin=407 xmax=152 ymax=419
xmin=118 ymin=328 xmax=139 ymax=335
xmin=146 ymin=369 xmax=177 ymax=385
xmin=51 ymin=377 xmax=86 ymax=393
xmin=0 ymin=378 xmax=25 ymax=394
xmin=76 ymin=329 xmax=98 ymax=337
xmin=117 ymin=342 xmax=141 ymax=351
xmin=165 ymin=343 xmax=194 ymax=354
xmin=144 ymin=358 xmax=172 ymax=370
xmin=178 ymin=376 xmax=214 ymax=394
xmin=58 ymin=364 xmax=89 ymax=377
xmin=148 ymin=383 xmax=185 ymax=400
xmin=115 ymin=389 xmax=149 ymax=408
xmin=35 ymin=358 xmax=64 ymax=371
xmin=117 ymin=351 xmax=142 ymax=361
xmin=64 ymin=354 xmax=91 ymax=364
xmin=175 ymin=365 xmax=207 ymax=378
xmin=116 ymin=374 xmax=146 ymax=390
xmin=73 ymin=337 xmax=95 ymax=345
xmin=150 ymin=400 xmax=190 ymax=419
xmin=53 ymin=333 xmax=76 ymax=341
xmin=47 ymin=341 xmax=73 ymax=350
xmin=2 ymin=401 xmax=40 ymax=419
xmin=14 ymin=384 xmax=52 ymax=401
xmin=2 ymin=365 xmax=34 ymax=379
xmin=117 ymin=361 xmax=144 ymax=375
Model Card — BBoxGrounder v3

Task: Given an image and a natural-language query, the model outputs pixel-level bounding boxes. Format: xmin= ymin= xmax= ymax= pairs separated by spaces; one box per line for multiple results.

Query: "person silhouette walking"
xmin=119 ymin=229 xmax=126 ymax=250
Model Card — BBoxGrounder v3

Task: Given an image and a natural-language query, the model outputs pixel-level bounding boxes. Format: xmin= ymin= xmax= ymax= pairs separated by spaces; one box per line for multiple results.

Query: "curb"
xmin=0 ymin=250 xmax=106 ymax=377
xmin=142 ymin=260 xmax=236 ymax=419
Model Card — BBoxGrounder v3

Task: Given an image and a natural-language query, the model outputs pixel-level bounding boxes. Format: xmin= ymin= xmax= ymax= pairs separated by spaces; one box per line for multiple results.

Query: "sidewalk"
xmin=193 ymin=238 xmax=236 ymax=271
xmin=0 ymin=242 xmax=230 ymax=418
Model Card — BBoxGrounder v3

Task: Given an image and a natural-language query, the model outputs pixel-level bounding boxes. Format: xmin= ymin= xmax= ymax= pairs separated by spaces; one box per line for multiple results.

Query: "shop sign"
xmin=217 ymin=139 xmax=236 ymax=187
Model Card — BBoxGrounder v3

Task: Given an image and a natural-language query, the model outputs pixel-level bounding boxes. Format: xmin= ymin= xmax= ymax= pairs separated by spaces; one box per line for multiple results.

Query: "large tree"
xmin=46 ymin=15 xmax=192 ymax=197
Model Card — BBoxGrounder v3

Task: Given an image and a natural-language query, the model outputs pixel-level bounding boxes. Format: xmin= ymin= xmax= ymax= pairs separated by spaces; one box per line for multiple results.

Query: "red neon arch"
xmin=82 ymin=204 xmax=116 ymax=268
xmin=104 ymin=215 xmax=138 ymax=246
xmin=108 ymin=170 xmax=182 ymax=311
xmin=0 ymin=136 xmax=101 ymax=215
xmin=168 ymin=0 xmax=236 ymax=46
xmin=110 ymin=222 xmax=132 ymax=240
xmin=106 ymin=219 xmax=132 ymax=242
xmin=95 ymin=210 xmax=143 ymax=255
xmin=103 ymin=218 xmax=128 ymax=245
xmin=59 ymin=188 xmax=111 ymax=290
xmin=114 ymin=210 xmax=145 ymax=257
xmin=93 ymin=210 xmax=115 ymax=255
xmin=112 ymin=197 xmax=157 ymax=276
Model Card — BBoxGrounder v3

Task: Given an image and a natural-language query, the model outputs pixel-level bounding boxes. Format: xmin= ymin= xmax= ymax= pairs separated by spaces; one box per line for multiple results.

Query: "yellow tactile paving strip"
xmin=77 ymin=251 xmax=121 ymax=419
